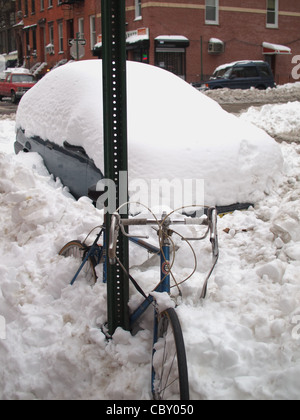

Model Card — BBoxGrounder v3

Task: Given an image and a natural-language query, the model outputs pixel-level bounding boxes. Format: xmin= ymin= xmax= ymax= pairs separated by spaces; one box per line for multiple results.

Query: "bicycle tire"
xmin=152 ymin=307 xmax=189 ymax=400
xmin=59 ymin=240 xmax=97 ymax=285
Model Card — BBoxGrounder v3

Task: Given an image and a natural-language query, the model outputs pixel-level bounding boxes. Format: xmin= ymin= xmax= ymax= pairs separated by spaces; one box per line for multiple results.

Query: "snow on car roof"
xmin=15 ymin=60 xmax=283 ymax=207
xmin=214 ymin=60 xmax=266 ymax=73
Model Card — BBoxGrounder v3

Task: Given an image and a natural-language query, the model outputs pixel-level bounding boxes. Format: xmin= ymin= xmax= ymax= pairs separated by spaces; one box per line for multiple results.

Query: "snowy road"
xmin=0 ymin=83 xmax=299 ymax=400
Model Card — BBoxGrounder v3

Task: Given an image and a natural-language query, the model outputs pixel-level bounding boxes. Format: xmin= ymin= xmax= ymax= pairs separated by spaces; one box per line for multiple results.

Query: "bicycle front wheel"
xmin=152 ymin=307 xmax=189 ymax=400
xmin=59 ymin=240 xmax=97 ymax=285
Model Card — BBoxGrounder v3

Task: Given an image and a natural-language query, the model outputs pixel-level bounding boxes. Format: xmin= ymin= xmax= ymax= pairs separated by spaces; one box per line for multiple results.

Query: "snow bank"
xmin=205 ymin=82 xmax=300 ymax=104
xmin=1 ymin=102 xmax=300 ymax=400
xmin=16 ymin=60 xmax=283 ymax=207
xmin=239 ymin=101 xmax=300 ymax=143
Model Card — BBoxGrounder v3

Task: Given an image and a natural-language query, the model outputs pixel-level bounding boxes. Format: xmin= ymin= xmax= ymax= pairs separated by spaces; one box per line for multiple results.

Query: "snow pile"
xmin=205 ymin=82 xmax=300 ymax=104
xmin=0 ymin=117 xmax=300 ymax=399
xmin=16 ymin=60 xmax=283 ymax=207
xmin=239 ymin=101 xmax=300 ymax=143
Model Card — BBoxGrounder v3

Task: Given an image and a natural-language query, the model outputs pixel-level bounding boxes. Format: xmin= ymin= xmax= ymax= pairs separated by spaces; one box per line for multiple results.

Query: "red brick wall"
xmin=126 ymin=0 xmax=300 ymax=84
xmin=17 ymin=0 xmax=300 ymax=85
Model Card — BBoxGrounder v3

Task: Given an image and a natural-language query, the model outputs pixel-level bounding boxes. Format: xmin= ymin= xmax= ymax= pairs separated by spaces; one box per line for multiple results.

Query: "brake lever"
xmin=181 ymin=217 xmax=209 ymax=241
xmin=208 ymin=207 xmax=219 ymax=258
xmin=108 ymin=213 xmax=120 ymax=265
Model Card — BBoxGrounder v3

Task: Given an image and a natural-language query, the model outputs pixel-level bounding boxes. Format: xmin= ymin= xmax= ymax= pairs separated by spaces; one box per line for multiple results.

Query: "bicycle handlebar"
xmin=108 ymin=208 xmax=218 ymax=265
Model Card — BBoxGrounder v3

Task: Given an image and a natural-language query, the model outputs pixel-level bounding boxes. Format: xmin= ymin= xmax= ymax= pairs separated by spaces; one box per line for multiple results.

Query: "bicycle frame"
xmin=109 ymin=209 xmax=219 ymax=326
xmin=70 ymin=227 xmax=105 ymax=285
xmin=63 ymin=207 xmax=218 ymax=400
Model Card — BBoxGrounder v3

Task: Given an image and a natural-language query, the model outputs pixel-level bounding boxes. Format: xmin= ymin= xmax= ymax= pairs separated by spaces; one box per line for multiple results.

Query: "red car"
xmin=0 ymin=71 xmax=36 ymax=103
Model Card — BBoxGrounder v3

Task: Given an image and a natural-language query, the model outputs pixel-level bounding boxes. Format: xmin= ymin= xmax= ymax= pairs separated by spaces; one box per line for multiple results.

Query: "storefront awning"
xmin=93 ymin=28 xmax=150 ymax=55
xmin=126 ymin=28 xmax=150 ymax=50
xmin=262 ymin=42 xmax=291 ymax=55
xmin=155 ymin=36 xmax=190 ymax=48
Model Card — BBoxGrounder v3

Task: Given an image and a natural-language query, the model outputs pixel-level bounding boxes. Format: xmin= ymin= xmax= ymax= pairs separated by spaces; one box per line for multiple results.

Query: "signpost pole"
xmin=101 ymin=0 xmax=129 ymax=335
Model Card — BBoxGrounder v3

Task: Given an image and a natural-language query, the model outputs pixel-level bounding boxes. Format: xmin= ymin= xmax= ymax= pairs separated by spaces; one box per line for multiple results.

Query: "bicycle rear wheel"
xmin=59 ymin=240 xmax=97 ymax=285
xmin=152 ymin=307 xmax=189 ymax=400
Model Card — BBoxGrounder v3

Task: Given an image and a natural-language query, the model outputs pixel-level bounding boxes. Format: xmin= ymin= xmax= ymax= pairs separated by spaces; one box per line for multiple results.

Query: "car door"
xmin=228 ymin=66 xmax=260 ymax=89
xmin=43 ymin=140 xmax=91 ymax=199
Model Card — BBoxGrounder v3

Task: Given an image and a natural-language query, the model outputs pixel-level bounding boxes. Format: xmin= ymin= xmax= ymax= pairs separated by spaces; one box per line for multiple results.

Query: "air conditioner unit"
xmin=208 ymin=41 xmax=224 ymax=54
xmin=46 ymin=44 xmax=55 ymax=55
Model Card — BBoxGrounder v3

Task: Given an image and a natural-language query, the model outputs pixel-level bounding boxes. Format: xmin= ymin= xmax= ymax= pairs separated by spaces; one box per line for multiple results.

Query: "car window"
xmin=231 ymin=66 xmax=259 ymax=78
xmin=243 ymin=66 xmax=259 ymax=78
xmin=11 ymin=74 xmax=35 ymax=83
xmin=222 ymin=67 xmax=232 ymax=78
xmin=230 ymin=67 xmax=245 ymax=78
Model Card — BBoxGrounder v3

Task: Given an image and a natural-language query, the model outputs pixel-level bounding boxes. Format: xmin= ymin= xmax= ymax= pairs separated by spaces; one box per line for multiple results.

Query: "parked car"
xmin=200 ymin=60 xmax=275 ymax=90
xmin=14 ymin=60 xmax=282 ymax=209
xmin=0 ymin=70 xmax=36 ymax=103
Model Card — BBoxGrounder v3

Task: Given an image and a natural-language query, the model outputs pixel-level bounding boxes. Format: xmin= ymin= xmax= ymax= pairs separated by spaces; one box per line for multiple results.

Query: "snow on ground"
xmin=239 ymin=101 xmax=300 ymax=143
xmin=0 ymin=84 xmax=300 ymax=400
xmin=204 ymin=82 xmax=300 ymax=104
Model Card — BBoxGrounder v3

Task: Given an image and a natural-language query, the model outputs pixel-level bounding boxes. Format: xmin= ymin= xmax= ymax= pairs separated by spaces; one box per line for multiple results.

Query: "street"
xmin=0 ymin=98 xmax=18 ymax=115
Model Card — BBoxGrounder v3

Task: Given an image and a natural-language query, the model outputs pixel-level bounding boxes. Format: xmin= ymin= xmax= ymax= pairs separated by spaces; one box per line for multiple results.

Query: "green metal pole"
xmin=101 ymin=0 xmax=129 ymax=335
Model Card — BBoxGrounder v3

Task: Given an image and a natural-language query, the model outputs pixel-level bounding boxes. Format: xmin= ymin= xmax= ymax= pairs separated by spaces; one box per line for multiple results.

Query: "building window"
xmin=266 ymin=0 xmax=278 ymax=28
xmin=25 ymin=30 xmax=30 ymax=55
xmin=135 ymin=0 xmax=142 ymax=20
xmin=58 ymin=21 xmax=64 ymax=52
xmin=90 ymin=15 xmax=96 ymax=50
xmin=32 ymin=26 xmax=37 ymax=52
xmin=31 ymin=0 xmax=35 ymax=14
xmin=25 ymin=0 xmax=29 ymax=16
xmin=41 ymin=0 xmax=45 ymax=10
xmin=49 ymin=23 xmax=54 ymax=45
xmin=78 ymin=18 xmax=84 ymax=38
xmin=48 ymin=0 xmax=53 ymax=8
xmin=205 ymin=0 xmax=219 ymax=25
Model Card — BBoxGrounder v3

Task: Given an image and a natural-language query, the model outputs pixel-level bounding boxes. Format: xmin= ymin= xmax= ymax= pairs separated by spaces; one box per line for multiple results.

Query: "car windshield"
xmin=11 ymin=74 xmax=35 ymax=83
xmin=213 ymin=67 xmax=231 ymax=79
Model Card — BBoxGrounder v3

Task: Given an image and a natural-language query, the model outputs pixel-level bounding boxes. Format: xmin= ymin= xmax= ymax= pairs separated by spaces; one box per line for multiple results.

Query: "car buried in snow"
xmin=14 ymin=60 xmax=283 ymax=210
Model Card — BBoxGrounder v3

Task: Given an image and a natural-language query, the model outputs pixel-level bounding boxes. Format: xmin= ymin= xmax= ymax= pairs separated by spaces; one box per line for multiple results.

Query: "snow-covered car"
xmin=15 ymin=60 xmax=283 ymax=209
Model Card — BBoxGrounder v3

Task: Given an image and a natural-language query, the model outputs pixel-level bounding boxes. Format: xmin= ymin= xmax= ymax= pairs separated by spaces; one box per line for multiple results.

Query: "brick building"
xmin=13 ymin=1 xmax=300 ymax=84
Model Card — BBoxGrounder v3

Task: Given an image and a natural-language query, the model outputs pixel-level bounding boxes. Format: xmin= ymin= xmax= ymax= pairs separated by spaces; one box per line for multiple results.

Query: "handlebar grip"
xmin=122 ymin=218 xmax=148 ymax=226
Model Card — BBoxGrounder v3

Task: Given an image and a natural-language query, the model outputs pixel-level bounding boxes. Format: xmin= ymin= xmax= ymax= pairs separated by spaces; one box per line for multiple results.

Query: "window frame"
xmin=78 ymin=17 xmax=84 ymax=39
xmin=205 ymin=0 xmax=219 ymax=25
xmin=266 ymin=0 xmax=279 ymax=28
xmin=90 ymin=15 xmax=96 ymax=50
xmin=58 ymin=21 xmax=64 ymax=53
xmin=135 ymin=0 xmax=142 ymax=20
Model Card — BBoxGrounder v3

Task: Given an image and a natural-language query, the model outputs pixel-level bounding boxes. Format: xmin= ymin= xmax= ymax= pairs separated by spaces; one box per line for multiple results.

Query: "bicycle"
xmin=58 ymin=205 xmax=219 ymax=400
